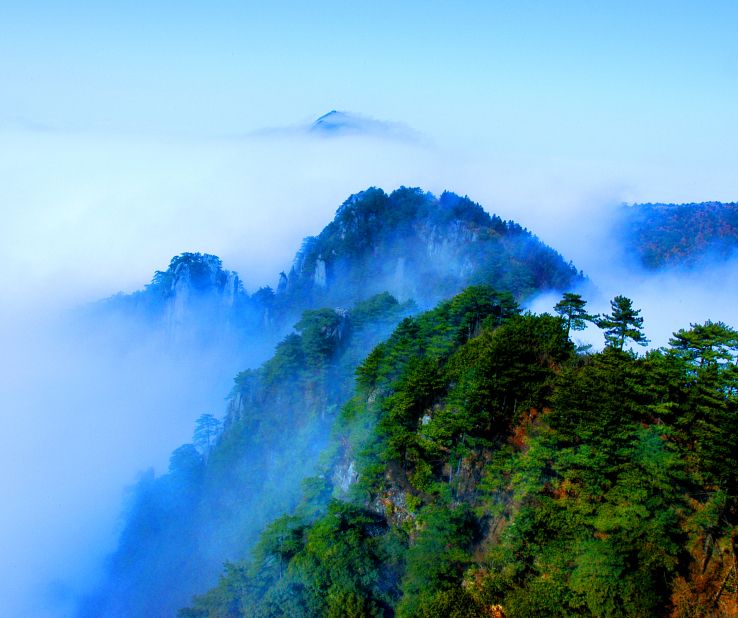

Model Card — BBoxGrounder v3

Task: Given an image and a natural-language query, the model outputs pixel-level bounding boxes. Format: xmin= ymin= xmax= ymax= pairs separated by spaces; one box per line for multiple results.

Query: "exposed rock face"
xmin=276 ymin=190 xmax=507 ymax=308
xmin=370 ymin=485 xmax=415 ymax=527
xmin=422 ymin=220 xmax=479 ymax=257
xmin=163 ymin=253 xmax=241 ymax=342
xmin=332 ymin=460 xmax=359 ymax=495
xmin=224 ymin=391 xmax=243 ymax=430
xmin=392 ymin=257 xmax=406 ymax=300
xmin=292 ymin=214 xmax=484 ymax=306
xmin=268 ymin=188 xmax=585 ymax=314
xmin=167 ymin=262 xmax=192 ymax=341
xmin=202 ymin=254 xmax=223 ymax=289
xmin=459 ymin=255 xmax=476 ymax=280
xmin=276 ymin=271 xmax=288 ymax=294
xmin=391 ymin=256 xmax=419 ymax=302
xmin=223 ymin=272 xmax=239 ymax=308
xmin=314 ymin=256 xmax=327 ymax=288
xmin=287 ymin=266 xmax=298 ymax=290
xmin=327 ymin=308 xmax=350 ymax=342
xmin=419 ymin=220 xmax=481 ymax=278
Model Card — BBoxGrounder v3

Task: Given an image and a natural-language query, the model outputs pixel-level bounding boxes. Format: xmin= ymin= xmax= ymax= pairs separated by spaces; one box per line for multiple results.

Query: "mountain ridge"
xmin=93 ymin=186 xmax=586 ymax=346
xmin=77 ymin=186 xmax=590 ymax=618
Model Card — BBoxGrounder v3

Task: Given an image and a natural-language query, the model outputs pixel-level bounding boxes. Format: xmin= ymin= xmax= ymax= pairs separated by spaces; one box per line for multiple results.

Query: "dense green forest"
xmin=178 ymin=288 xmax=738 ymax=618
xmin=81 ymin=187 xmax=586 ymax=618
xmin=616 ymin=201 xmax=738 ymax=269
xmin=83 ymin=188 xmax=738 ymax=618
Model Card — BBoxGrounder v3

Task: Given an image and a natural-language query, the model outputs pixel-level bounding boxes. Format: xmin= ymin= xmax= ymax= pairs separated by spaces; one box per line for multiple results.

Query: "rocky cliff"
xmin=83 ymin=186 xmax=590 ymax=618
xmin=279 ymin=186 xmax=584 ymax=311
xmin=162 ymin=253 xmax=242 ymax=343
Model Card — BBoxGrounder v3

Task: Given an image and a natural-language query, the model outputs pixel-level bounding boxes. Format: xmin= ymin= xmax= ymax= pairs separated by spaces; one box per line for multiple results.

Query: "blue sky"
xmin=3 ymin=0 xmax=737 ymax=154
xmin=2 ymin=2 xmax=738 ymax=616
xmin=2 ymin=0 xmax=737 ymax=302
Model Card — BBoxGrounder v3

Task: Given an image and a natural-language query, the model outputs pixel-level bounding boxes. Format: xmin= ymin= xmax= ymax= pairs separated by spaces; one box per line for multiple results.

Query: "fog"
xmin=529 ymin=256 xmax=738 ymax=354
xmin=525 ymin=198 xmax=738 ymax=352
xmin=1 ymin=118 xmax=737 ymax=616
xmin=0 ymin=298 xmax=279 ymax=617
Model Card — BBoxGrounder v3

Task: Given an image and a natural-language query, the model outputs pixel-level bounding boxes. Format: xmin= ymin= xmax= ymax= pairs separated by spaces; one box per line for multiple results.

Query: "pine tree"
xmin=193 ymin=413 xmax=221 ymax=453
xmin=554 ymin=292 xmax=598 ymax=337
xmin=668 ymin=320 xmax=738 ymax=368
xmin=597 ymin=295 xmax=650 ymax=350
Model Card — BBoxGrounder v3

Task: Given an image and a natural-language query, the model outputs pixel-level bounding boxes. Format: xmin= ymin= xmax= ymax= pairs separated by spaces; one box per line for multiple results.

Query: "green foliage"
xmin=417 ymin=586 xmax=487 ymax=618
xmin=355 ymin=286 xmax=520 ymax=394
xmin=294 ymin=308 xmax=346 ymax=364
xmin=468 ymin=233 xmax=579 ymax=300
xmin=169 ymin=444 xmax=203 ymax=476
xmin=668 ymin=319 xmax=738 ymax=369
xmin=177 ymin=561 xmax=245 ymax=618
xmin=378 ymin=357 xmax=446 ymax=463
xmin=286 ymin=186 xmax=584 ymax=315
xmin=398 ymin=506 xmax=477 ymax=618
xmin=193 ymin=414 xmax=221 ymax=452
xmin=554 ymin=292 xmax=598 ymax=336
xmin=151 ymin=252 xmax=227 ymax=295
xmin=110 ymin=255 xmax=738 ymax=618
xmin=228 ymin=368 xmax=259 ymax=400
xmin=177 ymin=282 xmax=738 ymax=618
xmin=98 ymin=185 xmax=594 ymax=617
xmin=446 ymin=312 xmax=572 ymax=428
xmin=666 ymin=322 xmax=738 ymax=495
xmin=597 ymin=295 xmax=650 ymax=350
xmin=616 ymin=200 xmax=738 ymax=269
xmin=325 ymin=586 xmax=373 ymax=618
xmin=261 ymin=332 xmax=305 ymax=392
xmin=351 ymin=292 xmax=417 ymax=330
xmin=249 ymin=515 xmax=306 ymax=580
xmin=289 ymin=501 xmax=386 ymax=616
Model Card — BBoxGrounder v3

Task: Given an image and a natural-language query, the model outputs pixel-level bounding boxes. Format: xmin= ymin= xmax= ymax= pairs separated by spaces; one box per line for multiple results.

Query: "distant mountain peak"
xmin=314 ymin=110 xmax=345 ymax=125
xmin=310 ymin=110 xmax=370 ymax=134
xmin=309 ymin=110 xmax=416 ymax=140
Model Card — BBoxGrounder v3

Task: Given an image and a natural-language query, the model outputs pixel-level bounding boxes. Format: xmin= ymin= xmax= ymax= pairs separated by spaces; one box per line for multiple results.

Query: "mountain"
xmin=309 ymin=111 xmax=414 ymax=139
xmin=179 ymin=298 xmax=738 ymax=618
xmin=78 ymin=187 xmax=738 ymax=618
xmin=77 ymin=187 xmax=590 ymax=618
xmin=614 ymin=201 xmax=738 ymax=269
xmin=91 ymin=187 xmax=585 ymax=347
xmin=90 ymin=252 xmax=248 ymax=346
xmin=285 ymin=187 xmax=583 ymax=305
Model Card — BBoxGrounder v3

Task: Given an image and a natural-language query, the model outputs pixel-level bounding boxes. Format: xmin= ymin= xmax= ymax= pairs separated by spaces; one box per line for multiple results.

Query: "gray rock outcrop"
xmin=314 ymin=256 xmax=327 ymax=288
xmin=276 ymin=271 xmax=288 ymax=294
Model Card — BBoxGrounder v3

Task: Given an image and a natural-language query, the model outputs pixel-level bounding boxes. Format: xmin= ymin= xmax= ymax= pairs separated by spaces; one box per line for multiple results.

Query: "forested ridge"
xmin=176 ymin=289 xmax=738 ymax=618
xmin=93 ymin=186 xmax=583 ymax=337
xmin=616 ymin=201 xmax=738 ymax=269
xmin=82 ymin=188 xmax=737 ymax=618
xmin=80 ymin=187 xmax=585 ymax=618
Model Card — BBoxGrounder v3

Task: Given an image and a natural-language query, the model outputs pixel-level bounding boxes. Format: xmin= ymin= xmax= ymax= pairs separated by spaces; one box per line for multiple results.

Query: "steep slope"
xmin=88 ymin=252 xmax=259 ymax=347
xmin=77 ymin=187 xmax=586 ymax=618
xmin=78 ymin=293 xmax=417 ymax=618
xmin=93 ymin=187 xmax=584 ymax=343
xmin=181 ymin=291 xmax=738 ymax=618
xmin=282 ymin=186 xmax=583 ymax=308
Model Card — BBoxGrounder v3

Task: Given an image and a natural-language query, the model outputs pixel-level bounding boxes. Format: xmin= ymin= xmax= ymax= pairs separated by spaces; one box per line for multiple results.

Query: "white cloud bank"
xmin=1 ymin=116 xmax=737 ymax=616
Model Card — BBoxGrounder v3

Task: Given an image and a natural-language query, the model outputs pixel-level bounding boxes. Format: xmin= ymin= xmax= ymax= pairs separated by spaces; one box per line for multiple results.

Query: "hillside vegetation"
xmin=179 ymin=289 xmax=738 ymax=618
xmin=92 ymin=187 xmax=583 ymax=339
xmin=80 ymin=187 xmax=586 ymax=618
xmin=616 ymin=201 xmax=738 ymax=269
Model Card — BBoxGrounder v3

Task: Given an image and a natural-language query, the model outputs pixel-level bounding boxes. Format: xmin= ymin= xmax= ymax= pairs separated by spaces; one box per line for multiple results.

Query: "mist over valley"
xmin=3 ymin=181 xmax=737 ymax=617
xmin=3 ymin=1 xmax=738 ymax=615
